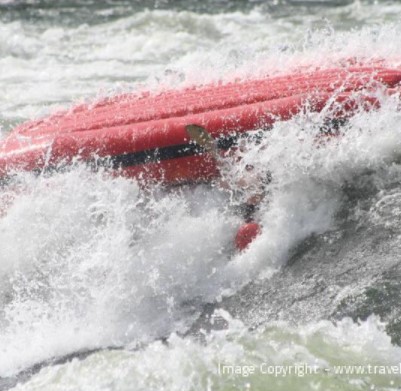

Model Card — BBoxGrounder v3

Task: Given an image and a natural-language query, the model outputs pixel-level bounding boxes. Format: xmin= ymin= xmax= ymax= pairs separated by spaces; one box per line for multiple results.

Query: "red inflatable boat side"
xmin=1 ymin=65 xmax=400 ymax=184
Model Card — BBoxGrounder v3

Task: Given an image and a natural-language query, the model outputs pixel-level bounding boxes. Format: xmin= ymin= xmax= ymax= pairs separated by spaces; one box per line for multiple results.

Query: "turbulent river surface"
xmin=2 ymin=0 xmax=401 ymax=390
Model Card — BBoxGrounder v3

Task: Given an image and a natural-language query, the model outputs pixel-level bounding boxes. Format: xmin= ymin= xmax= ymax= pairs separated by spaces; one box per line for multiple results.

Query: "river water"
xmin=1 ymin=1 xmax=401 ymax=390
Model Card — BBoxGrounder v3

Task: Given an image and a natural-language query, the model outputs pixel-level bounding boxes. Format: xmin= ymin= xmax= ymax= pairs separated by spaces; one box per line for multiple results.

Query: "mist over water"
xmin=1 ymin=1 xmax=401 ymax=390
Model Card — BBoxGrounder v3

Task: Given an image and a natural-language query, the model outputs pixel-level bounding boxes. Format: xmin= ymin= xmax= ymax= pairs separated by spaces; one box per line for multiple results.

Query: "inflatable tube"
xmin=1 ymin=65 xmax=400 ymax=184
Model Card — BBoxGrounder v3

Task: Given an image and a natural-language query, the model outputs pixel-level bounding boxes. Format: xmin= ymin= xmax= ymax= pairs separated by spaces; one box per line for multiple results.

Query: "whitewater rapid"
xmin=2 ymin=1 xmax=401 ymax=390
xmin=2 ymin=2 xmax=401 ymax=127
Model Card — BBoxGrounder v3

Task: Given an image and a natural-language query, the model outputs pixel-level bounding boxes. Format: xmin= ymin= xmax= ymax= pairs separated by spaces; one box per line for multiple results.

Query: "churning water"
xmin=1 ymin=1 xmax=401 ymax=390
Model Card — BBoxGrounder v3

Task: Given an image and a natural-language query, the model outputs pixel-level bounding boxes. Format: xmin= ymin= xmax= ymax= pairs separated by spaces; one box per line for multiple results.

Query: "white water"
xmin=1 ymin=1 xmax=401 ymax=390
xmin=11 ymin=312 xmax=401 ymax=391
xmin=1 ymin=96 xmax=401 ymax=387
xmin=1 ymin=4 xmax=401 ymax=125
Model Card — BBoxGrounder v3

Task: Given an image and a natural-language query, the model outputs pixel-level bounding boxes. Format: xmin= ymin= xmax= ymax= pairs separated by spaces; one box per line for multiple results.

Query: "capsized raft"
xmin=1 ymin=65 xmax=401 ymax=184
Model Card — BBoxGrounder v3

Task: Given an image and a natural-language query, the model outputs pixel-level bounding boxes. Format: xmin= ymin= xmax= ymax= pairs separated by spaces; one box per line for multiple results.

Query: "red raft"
xmin=1 ymin=65 xmax=401 ymax=184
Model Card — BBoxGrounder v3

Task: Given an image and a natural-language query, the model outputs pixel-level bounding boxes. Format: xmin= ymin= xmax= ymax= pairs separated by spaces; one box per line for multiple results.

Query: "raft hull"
xmin=1 ymin=65 xmax=401 ymax=184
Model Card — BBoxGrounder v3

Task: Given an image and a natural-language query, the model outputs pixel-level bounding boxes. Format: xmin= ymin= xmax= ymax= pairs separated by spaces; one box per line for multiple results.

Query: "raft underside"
xmin=1 ymin=66 xmax=401 ymax=184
